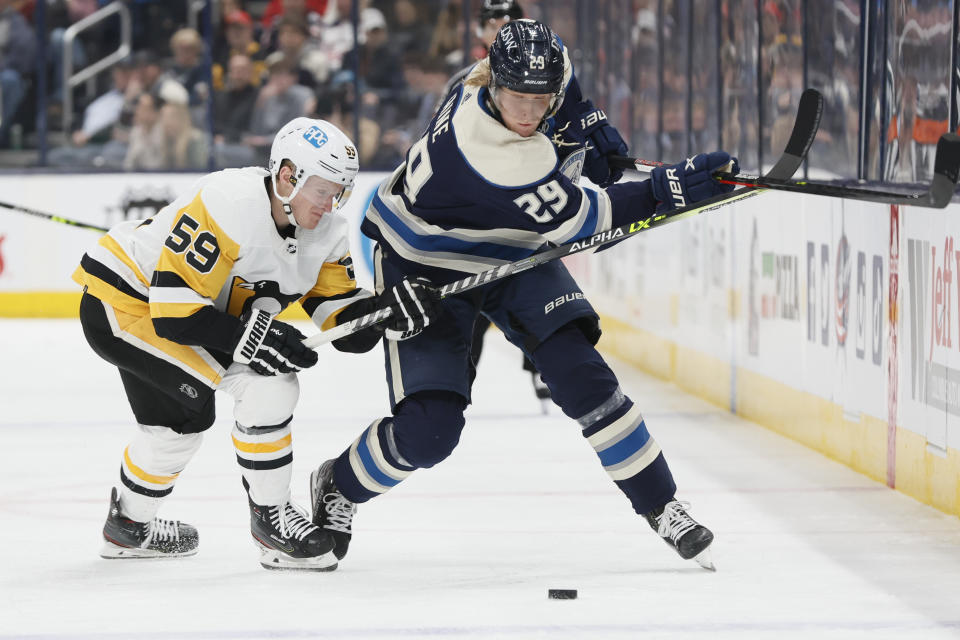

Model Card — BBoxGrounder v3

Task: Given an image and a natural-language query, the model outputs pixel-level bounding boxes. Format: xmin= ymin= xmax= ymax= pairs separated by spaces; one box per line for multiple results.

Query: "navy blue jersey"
xmin=361 ymin=73 xmax=656 ymax=282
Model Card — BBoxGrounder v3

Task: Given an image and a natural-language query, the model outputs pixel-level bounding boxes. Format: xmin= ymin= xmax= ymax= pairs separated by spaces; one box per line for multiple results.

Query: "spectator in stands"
xmin=261 ymin=0 xmax=327 ymax=33
xmin=125 ymin=80 xmax=206 ymax=171
xmin=402 ymin=54 xmax=452 ymax=133
xmin=243 ymin=55 xmax=316 ymax=160
xmin=213 ymin=52 xmax=259 ymax=168
xmin=130 ymin=49 xmax=188 ymax=112
xmin=428 ymin=1 xmax=465 ymax=67
xmin=320 ymin=77 xmax=380 ymax=166
xmin=158 ymin=98 xmax=208 ymax=170
xmin=341 ymin=8 xmax=403 ymax=94
xmin=213 ymin=0 xmax=251 ymax=64
xmin=261 ymin=0 xmax=326 ymax=52
xmin=127 ymin=0 xmax=187 ymax=55
xmin=388 ymin=0 xmax=432 ymax=57
xmin=212 ymin=9 xmax=268 ymax=91
xmin=0 ymin=0 xmax=36 ymax=147
xmin=317 ymin=0 xmax=361 ymax=73
xmin=167 ymin=28 xmax=208 ymax=107
xmin=47 ymin=59 xmax=135 ymax=168
xmin=214 ymin=53 xmax=259 ymax=145
xmin=269 ymin=15 xmax=330 ymax=90
xmin=72 ymin=61 xmax=133 ymax=146
xmin=123 ymin=91 xmax=164 ymax=170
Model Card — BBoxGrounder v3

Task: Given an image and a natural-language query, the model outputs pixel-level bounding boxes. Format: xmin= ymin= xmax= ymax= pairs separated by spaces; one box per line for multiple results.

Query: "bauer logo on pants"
xmin=545 ymin=292 xmax=584 ymax=313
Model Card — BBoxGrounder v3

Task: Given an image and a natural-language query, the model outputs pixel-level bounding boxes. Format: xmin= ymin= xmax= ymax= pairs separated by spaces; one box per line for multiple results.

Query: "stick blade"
xmin=930 ymin=133 xmax=960 ymax=208
xmin=766 ymin=88 xmax=823 ymax=180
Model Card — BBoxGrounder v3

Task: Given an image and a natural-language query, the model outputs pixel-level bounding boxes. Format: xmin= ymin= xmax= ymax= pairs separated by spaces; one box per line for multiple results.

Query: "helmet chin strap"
xmin=271 ymin=172 xmax=300 ymax=228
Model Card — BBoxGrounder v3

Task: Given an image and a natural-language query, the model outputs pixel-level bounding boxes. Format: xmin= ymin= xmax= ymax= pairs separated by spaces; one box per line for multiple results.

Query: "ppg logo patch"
xmin=302 ymin=126 xmax=328 ymax=148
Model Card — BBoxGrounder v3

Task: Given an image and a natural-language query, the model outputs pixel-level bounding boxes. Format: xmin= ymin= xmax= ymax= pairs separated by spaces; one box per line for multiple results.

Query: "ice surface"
xmin=1 ymin=319 xmax=959 ymax=639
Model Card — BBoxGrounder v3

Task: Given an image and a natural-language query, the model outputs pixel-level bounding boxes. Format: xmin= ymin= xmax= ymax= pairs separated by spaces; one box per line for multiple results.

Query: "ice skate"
xmin=645 ymin=500 xmax=715 ymax=571
xmin=246 ymin=482 xmax=337 ymax=571
xmin=310 ymin=459 xmax=357 ymax=561
xmin=100 ymin=487 xmax=198 ymax=559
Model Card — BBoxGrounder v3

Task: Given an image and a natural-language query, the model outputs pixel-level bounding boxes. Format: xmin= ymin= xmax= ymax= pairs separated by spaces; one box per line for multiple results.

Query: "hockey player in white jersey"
xmin=308 ymin=20 xmax=739 ymax=570
xmin=73 ymin=118 xmax=440 ymax=570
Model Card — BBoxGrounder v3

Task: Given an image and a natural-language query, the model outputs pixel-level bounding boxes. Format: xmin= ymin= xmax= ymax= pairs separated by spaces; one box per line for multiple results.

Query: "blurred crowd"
xmin=0 ymin=0 xmax=954 ymax=181
xmin=4 ymin=0 xmax=513 ymax=171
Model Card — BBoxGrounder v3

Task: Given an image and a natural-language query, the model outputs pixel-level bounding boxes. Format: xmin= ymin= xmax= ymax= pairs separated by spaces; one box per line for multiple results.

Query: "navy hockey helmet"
xmin=488 ymin=19 xmax=564 ymax=96
xmin=480 ymin=0 xmax=523 ymax=23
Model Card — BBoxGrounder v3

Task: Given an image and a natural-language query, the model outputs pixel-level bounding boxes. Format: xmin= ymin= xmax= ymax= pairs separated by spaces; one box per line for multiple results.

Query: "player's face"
xmin=291 ymin=175 xmax=345 ymax=229
xmin=495 ymin=87 xmax=553 ymax=137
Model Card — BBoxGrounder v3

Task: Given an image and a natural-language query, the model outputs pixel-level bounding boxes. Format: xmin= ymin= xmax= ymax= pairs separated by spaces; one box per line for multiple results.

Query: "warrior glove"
xmin=568 ymin=100 xmax=629 ymax=187
xmin=650 ymin=151 xmax=740 ymax=214
xmin=381 ymin=277 xmax=442 ymax=341
xmin=233 ymin=308 xmax=319 ymax=376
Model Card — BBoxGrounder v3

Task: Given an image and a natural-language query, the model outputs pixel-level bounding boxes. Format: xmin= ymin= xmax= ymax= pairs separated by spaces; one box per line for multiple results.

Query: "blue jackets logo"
xmin=303 ymin=126 xmax=328 ymax=148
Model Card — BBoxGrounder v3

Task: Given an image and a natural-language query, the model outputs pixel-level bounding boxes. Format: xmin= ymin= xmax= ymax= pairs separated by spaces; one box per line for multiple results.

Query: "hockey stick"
xmin=0 ymin=199 xmax=109 ymax=233
xmin=302 ymin=88 xmax=823 ymax=349
xmin=610 ymin=132 xmax=960 ymax=209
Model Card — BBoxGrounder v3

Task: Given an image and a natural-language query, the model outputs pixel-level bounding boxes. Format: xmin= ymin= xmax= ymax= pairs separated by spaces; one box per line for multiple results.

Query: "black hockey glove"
xmin=569 ymin=100 xmax=629 ymax=187
xmin=233 ymin=308 xmax=319 ymax=376
xmin=381 ymin=277 xmax=442 ymax=341
xmin=650 ymin=152 xmax=740 ymax=214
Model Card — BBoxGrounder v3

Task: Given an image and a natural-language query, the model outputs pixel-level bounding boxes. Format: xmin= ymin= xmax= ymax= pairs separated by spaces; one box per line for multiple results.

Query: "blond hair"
xmin=464 ymin=58 xmax=491 ymax=88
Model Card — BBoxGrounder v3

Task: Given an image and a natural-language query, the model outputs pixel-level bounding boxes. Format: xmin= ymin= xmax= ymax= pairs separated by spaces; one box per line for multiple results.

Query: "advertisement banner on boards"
xmin=899 ymin=207 xmax=960 ymax=451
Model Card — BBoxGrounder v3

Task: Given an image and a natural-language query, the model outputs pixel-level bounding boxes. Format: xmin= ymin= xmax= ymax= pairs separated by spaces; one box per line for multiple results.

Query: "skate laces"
xmin=657 ymin=501 xmax=697 ymax=542
xmin=322 ymin=493 xmax=356 ymax=534
xmin=144 ymin=518 xmax=181 ymax=546
xmin=271 ymin=501 xmax=319 ymax=541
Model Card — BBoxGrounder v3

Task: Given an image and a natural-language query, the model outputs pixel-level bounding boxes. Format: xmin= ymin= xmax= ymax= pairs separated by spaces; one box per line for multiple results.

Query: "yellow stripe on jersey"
xmin=99 ymin=234 xmax=150 ymax=287
xmin=231 ymin=433 xmax=293 ymax=454
xmin=150 ymin=192 xmax=241 ymax=320
xmin=72 ymin=265 xmax=151 ymax=316
xmin=302 ymin=256 xmax=361 ymax=330
xmin=123 ymin=447 xmax=179 ymax=485
xmin=111 ymin=306 xmax=226 ymax=387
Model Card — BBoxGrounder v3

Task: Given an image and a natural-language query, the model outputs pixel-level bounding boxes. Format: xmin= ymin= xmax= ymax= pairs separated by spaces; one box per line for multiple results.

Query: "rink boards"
xmin=0 ymin=171 xmax=957 ymax=518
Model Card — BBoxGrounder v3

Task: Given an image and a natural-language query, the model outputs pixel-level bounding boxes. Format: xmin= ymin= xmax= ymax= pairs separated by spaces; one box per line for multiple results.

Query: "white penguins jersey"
xmin=74 ymin=167 xmax=370 ymax=385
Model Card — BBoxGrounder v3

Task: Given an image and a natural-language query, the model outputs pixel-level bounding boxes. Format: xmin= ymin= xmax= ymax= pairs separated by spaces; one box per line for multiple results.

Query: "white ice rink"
xmin=2 ymin=318 xmax=960 ymax=639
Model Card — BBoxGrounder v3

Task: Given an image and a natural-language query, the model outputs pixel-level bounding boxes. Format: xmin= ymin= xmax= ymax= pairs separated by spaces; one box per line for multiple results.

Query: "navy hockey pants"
xmin=330 ymin=256 xmax=677 ymax=516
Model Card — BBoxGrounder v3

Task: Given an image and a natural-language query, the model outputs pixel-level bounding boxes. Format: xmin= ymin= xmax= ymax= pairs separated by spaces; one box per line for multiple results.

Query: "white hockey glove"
xmin=233 ymin=308 xmax=319 ymax=376
xmin=381 ymin=277 xmax=442 ymax=341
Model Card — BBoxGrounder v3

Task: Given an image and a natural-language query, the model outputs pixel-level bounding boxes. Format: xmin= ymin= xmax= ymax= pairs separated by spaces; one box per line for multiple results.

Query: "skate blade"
xmin=693 ymin=547 xmax=716 ymax=572
xmin=255 ymin=542 xmax=338 ymax=572
xmin=100 ymin=540 xmax=197 ymax=559
xmin=539 ymin=398 xmax=551 ymax=415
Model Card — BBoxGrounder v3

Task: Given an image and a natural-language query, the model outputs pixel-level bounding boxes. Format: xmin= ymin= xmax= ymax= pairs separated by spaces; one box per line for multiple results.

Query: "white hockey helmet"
xmin=268 ymin=117 xmax=359 ymax=225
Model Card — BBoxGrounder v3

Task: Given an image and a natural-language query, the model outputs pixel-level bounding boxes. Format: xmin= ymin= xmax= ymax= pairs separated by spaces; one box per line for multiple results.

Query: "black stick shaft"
xmin=0 ymin=200 xmax=109 ymax=233
xmin=304 ymin=89 xmax=824 ymax=349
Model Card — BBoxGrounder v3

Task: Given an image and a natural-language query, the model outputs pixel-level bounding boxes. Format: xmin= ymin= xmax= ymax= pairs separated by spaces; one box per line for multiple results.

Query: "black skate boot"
xmin=644 ymin=500 xmax=715 ymax=570
xmin=310 ymin=459 xmax=357 ymax=561
xmin=100 ymin=487 xmax=198 ymax=559
xmin=245 ymin=480 xmax=337 ymax=571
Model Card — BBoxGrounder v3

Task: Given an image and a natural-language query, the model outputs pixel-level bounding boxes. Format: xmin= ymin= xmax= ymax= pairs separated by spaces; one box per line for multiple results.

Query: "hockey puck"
xmin=548 ymin=589 xmax=578 ymax=600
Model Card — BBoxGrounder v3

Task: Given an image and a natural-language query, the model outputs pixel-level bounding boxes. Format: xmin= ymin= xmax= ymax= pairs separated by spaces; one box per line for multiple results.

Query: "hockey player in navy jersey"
xmin=309 ymin=19 xmax=739 ymax=569
xmin=74 ymin=118 xmax=439 ymax=570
